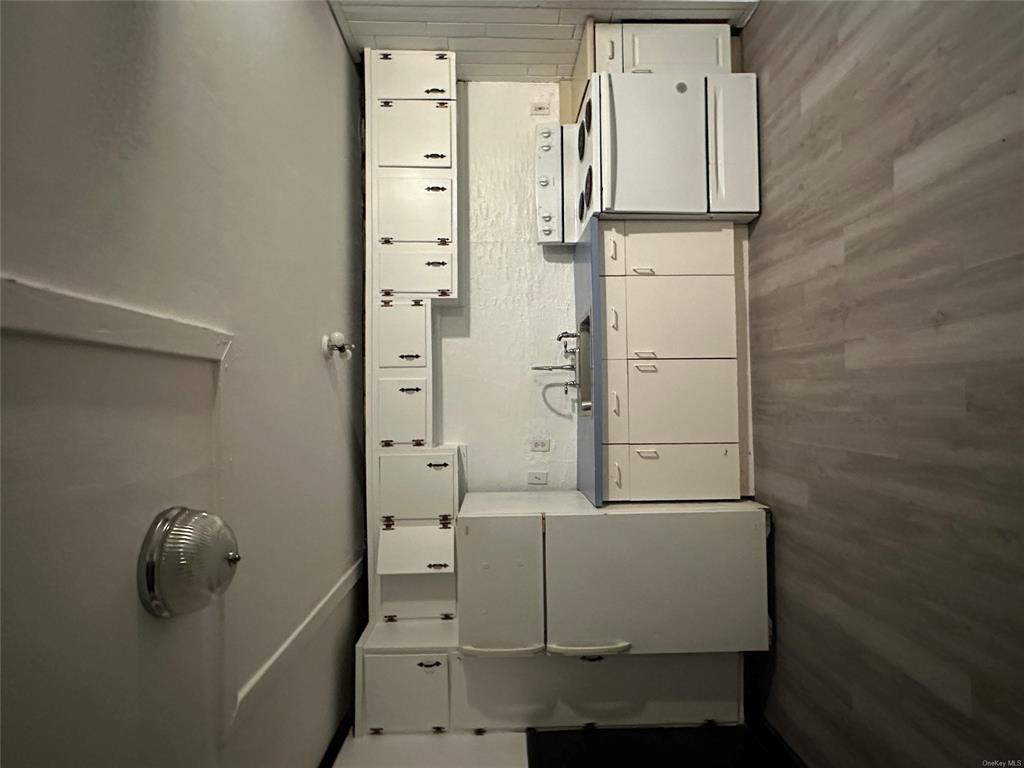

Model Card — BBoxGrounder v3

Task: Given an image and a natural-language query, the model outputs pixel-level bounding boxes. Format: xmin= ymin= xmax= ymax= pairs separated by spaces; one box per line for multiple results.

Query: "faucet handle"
xmin=556 ymin=330 xmax=579 ymax=341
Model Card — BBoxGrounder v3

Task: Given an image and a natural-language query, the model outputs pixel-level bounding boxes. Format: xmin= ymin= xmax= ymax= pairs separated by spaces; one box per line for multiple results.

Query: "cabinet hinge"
xmin=383 ymin=614 xmax=398 ymax=623
xmin=439 ymin=514 xmax=453 ymax=529
xmin=411 ymin=299 xmax=424 ymax=307
xmin=379 ymin=236 xmax=393 ymax=245
xmin=432 ymin=726 xmax=446 ymax=734
xmin=381 ymin=515 xmax=395 ymax=530
xmin=440 ymin=612 xmax=454 ymax=621
xmin=412 ymin=439 xmax=425 ymax=447
xmin=380 ymin=289 xmax=394 ymax=297
xmin=370 ymin=728 xmax=384 ymax=735
xmin=380 ymin=299 xmax=393 ymax=308
xmin=378 ymin=100 xmax=393 ymax=108
xmin=435 ymin=101 xmax=449 ymax=109
xmin=380 ymin=439 xmax=394 ymax=448
xmin=378 ymin=53 xmax=392 ymax=61
xmin=437 ymin=289 xmax=451 ymax=297
xmin=434 ymin=53 xmax=448 ymax=60
xmin=436 ymin=237 xmax=450 ymax=246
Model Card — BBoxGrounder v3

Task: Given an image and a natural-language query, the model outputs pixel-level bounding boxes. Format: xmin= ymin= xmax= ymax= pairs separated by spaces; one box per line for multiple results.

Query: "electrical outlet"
xmin=527 ymin=471 xmax=548 ymax=485
xmin=530 ymin=102 xmax=551 ymax=116
xmin=529 ymin=439 xmax=551 ymax=452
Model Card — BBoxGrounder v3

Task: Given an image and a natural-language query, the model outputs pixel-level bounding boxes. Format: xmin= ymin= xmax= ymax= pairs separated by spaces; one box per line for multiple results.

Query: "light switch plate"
xmin=529 ymin=439 xmax=551 ymax=452
xmin=527 ymin=471 xmax=548 ymax=485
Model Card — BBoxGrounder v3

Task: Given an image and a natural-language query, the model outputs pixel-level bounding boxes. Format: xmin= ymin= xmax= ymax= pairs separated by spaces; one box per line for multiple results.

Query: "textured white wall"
xmin=436 ymin=82 xmax=578 ymax=490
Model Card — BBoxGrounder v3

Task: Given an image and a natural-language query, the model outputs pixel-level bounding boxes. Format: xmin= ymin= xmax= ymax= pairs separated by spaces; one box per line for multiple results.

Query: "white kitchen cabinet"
xmin=364 ymin=653 xmax=450 ymax=733
xmin=377 ymin=300 xmax=426 ymax=368
xmin=603 ymin=444 xmax=631 ymax=501
xmin=625 ymin=276 xmax=737 ymax=359
xmin=600 ymin=277 xmax=627 ymax=360
xmin=377 ymin=376 xmax=427 ymax=445
xmin=376 ymin=247 xmax=453 ymax=297
xmin=600 ymin=220 xmax=626 ymax=276
xmin=707 ymin=74 xmax=760 ymax=214
xmin=603 ymin=360 xmax=629 ymax=443
xmin=545 ymin=504 xmax=769 ymax=654
xmin=376 ymin=171 xmax=453 ymax=244
xmin=379 ymin=451 xmax=457 ymax=521
xmin=627 ymin=360 xmax=739 ymax=444
xmin=594 ymin=23 xmax=623 ymax=74
xmin=369 ymin=50 xmax=454 ymax=100
xmin=374 ymin=99 xmax=453 ymax=168
xmin=456 ymin=503 xmax=544 ymax=655
xmin=628 ymin=443 xmax=740 ymax=500
xmin=377 ymin=523 xmax=454 ymax=576
xmin=380 ymin=573 xmax=455 ymax=620
xmin=623 ymin=221 xmax=735 ymax=275
xmin=621 ymin=24 xmax=731 ymax=74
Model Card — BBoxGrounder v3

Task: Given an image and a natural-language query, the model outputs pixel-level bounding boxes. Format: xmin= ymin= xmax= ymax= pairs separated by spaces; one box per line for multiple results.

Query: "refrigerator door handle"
xmin=460 ymin=644 xmax=545 ymax=657
xmin=714 ymin=85 xmax=726 ymax=201
xmin=547 ymin=641 xmax=632 ymax=656
xmin=601 ymin=74 xmax=616 ymax=210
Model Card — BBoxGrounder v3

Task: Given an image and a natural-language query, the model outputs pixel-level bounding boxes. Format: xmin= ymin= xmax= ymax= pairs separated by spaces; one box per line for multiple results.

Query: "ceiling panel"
xmin=327 ymin=1 xmax=758 ymax=82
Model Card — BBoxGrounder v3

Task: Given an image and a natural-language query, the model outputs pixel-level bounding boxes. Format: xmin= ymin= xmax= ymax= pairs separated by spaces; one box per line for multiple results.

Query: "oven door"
xmin=599 ymin=72 xmax=708 ymax=215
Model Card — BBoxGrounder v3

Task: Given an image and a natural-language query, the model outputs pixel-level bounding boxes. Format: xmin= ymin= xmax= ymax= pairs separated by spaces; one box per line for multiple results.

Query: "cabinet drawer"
xmin=600 ymin=277 xmax=627 ymax=360
xmin=600 ymin=221 xmax=626 ymax=275
xmin=628 ymin=443 xmax=740 ymax=500
xmin=376 ymin=248 xmax=453 ymax=296
xmin=628 ymin=360 xmax=738 ymax=443
xmin=624 ymin=221 xmax=734 ymax=275
xmin=545 ymin=506 xmax=769 ymax=654
xmin=376 ymin=172 xmax=453 ymax=243
xmin=603 ymin=360 xmax=629 ymax=443
xmin=625 ymin=276 xmax=736 ymax=359
xmin=370 ymin=50 xmax=454 ymax=100
xmin=377 ymin=300 xmax=427 ymax=368
xmin=364 ymin=653 xmax=449 ymax=733
xmin=457 ymin=514 xmax=544 ymax=654
xmin=379 ymin=452 xmax=457 ymax=521
xmin=377 ymin=376 xmax=427 ymax=445
xmin=603 ymin=444 xmax=631 ymax=501
xmin=374 ymin=99 xmax=453 ymax=169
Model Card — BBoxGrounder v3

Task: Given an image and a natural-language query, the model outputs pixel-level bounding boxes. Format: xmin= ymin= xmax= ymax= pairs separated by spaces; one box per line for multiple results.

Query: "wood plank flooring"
xmin=742 ymin=4 xmax=1024 ymax=767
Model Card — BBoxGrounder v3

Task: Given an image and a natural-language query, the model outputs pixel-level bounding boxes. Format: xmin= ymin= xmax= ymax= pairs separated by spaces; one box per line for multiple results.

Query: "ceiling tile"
xmin=485 ymin=23 xmax=577 ymax=39
xmin=446 ymin=37 xmax=580 ymax=53
xmin=425 ymin=22 xmax=488 ymax=36
xmin=374 ymin=36 xmax=449 ymax=49
xmin=340 ymin=4 xmax=562 ymax=24
xmin=456 ymin=51 xmax=577 ymax=65
xmin=349 ymin=20 xmax=429 ymax=37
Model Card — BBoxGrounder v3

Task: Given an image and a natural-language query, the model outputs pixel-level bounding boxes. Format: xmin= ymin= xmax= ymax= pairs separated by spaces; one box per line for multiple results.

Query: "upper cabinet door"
xmin=594 ymin=23 xmax=624 ymax=73
xmin=375 ymin=100 xmax=453 ymax=168
xmin=376 ymin=171 xmax=453 ymax=243
xmin=600 ymin=73 xmax=707 ymax=214
xmin=707 ymin=74 xmax=760 ymax=214
xmin=370 ymin=51 xmax=455 ymax=100
xmin=621 ymin=24 xmax=731 ymax=74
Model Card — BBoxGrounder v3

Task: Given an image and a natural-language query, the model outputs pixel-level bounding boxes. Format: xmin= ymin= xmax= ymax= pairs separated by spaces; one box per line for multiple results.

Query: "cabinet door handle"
xmin=613 ymin=460 xmax=622 ymax=488
xmin=425 ymin=260 xmax=448 ymax=267
xmin=424 ymin=153 xmax=447 ymax=159
xmin=547 ymin=641 xmax=631 ymax=656
xmin=398 ymin=353 xmax=422 ymax=360
xmin=634 ymin=364 xmax=658 ymax=372
xmin=426 ymin=462 xmax=449 ymax=469
xmin=609 ymin=238 xmax=618 ymax=261
xmin=631 ymin=267 xmax=655 ymax=275
xmin=424 ymin=88 xmax=446 ymax=94
xmin=417 ymin=660 xmax=443 ymax=668
xmin=398 ymin=386 xmax=422 ymax=393
xmin=635 ymin=449 xmax=659 ymax=459
xmin=425 ymin=185 xmax=447 ymax=192
xmin=426 ymin=562 xmax=450 ymax=570
xmin=634 ymin=351 xmax=656 ymax=359
xmin=460 ymin=643 xmax=545 ymax=657
xmin=611 ymin=390 xmax=620 ymax=416
xmin=610 ymin=306 xmax=619 ymax=331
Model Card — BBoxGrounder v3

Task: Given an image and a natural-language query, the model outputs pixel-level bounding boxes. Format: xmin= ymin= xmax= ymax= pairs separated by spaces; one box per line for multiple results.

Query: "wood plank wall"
xmin=742 ymin=3 xmax=1024 ymax=766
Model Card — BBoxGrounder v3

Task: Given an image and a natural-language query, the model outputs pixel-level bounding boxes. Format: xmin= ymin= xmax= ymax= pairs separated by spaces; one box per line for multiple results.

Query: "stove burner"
xmin=584 ymin=99 xmax=593 ymax=135
xmin=577 ymin=123 xmax=586 ymax=162
xmin=578 ymin=192 xmax=586 ymax=222
xmin=584 ymin=166 xmax=593 ymax=209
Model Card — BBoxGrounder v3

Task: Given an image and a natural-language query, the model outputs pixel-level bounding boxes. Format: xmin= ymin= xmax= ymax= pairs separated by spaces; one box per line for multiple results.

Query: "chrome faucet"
xmin=556 ymin=330 xmax=579 ymax=342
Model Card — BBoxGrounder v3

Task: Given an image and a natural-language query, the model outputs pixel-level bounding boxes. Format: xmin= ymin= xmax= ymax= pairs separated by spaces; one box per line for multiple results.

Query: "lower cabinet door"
xmin=629 ymin=443 xmax=739 ymax=500
xmin=628 ymin=359 xmax=738 ymax=443
xmin=625 ymin=275 xmax=737 ymax=359
xmin=377 ymin=377 xmax=426 ymax=445
xmin=545 ymin=508 xmax=769 ymax=654
xmin=379 ymin=452 xmax=456 ymax=520
xmin=457 ymin=514 xmax=544 ymax=655
xmin=603 ymin=444 xmax=631 ymax=501
xmin=377 ymin=301 xmax=427 ymax=368
xmin=364 ymin=654 xmax=449 ymax=733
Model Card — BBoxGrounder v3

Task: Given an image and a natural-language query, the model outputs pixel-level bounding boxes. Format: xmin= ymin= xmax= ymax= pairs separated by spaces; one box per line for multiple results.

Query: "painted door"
xmin=1 ymin=314 xmax=226 ymax=767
